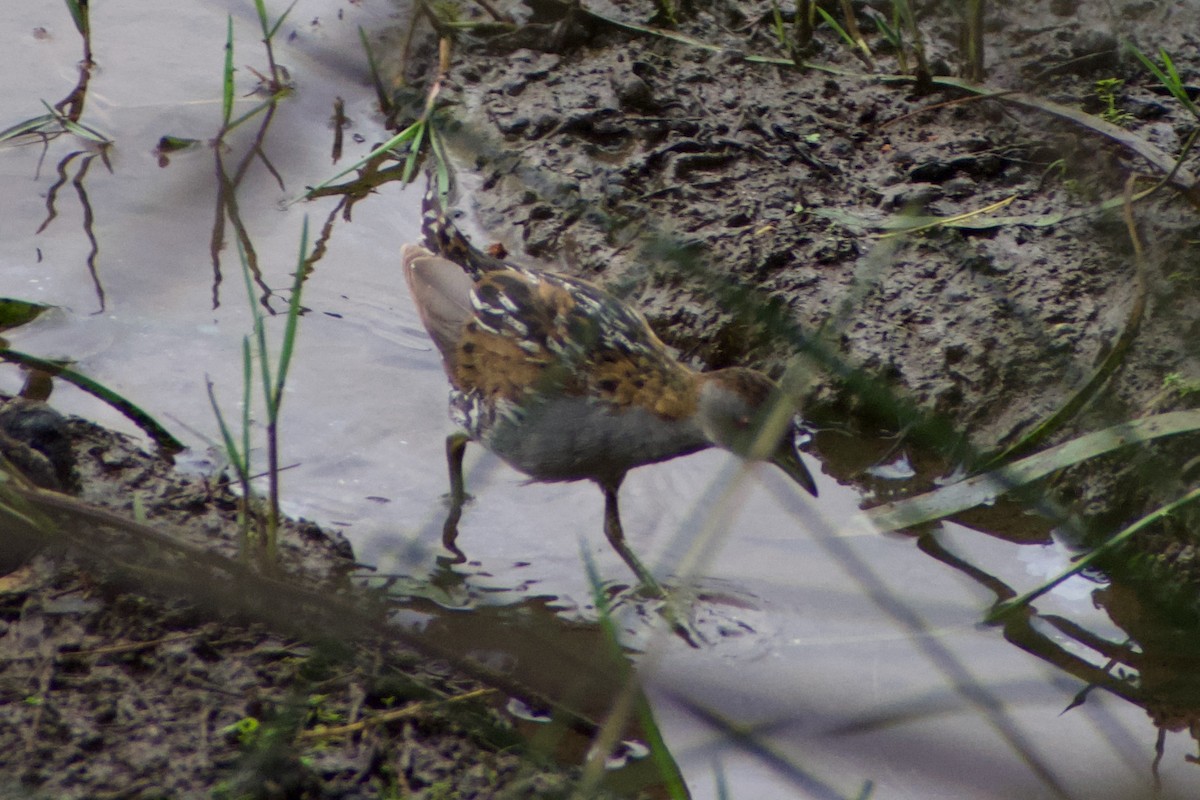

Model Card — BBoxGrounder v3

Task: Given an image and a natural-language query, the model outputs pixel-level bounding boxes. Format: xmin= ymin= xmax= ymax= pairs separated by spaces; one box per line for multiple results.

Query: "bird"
xmin=403 ymin=180 xmax=818 ymax=596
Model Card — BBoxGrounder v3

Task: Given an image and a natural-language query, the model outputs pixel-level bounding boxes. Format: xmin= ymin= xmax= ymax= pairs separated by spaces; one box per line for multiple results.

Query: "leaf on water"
xmin=157 ymin=135 xmax=200 ymax=152
xmin=0 ymin=299 xmax=51 ymax=333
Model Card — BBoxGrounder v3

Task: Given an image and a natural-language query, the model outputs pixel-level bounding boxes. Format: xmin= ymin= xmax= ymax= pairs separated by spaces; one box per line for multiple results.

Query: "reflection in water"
xmin=919 ymin=525 xmax=1200 ymax=779
xmin=10 ymin=2 xmax=110 ymax=314
xmin=381 ymin=588 xmax=677 ymax=798
xmin=208 ymin=27 xmax=293 ymax=312
xmin=818 ymin=419 xmax=1200 ymax=785
xmin=36 ymin=149 xmax=107 ymax=312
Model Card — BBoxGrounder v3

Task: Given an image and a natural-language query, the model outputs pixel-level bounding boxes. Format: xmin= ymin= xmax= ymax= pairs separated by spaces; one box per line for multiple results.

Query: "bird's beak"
xmin=770 ymin=440 xmax=818 ymax=497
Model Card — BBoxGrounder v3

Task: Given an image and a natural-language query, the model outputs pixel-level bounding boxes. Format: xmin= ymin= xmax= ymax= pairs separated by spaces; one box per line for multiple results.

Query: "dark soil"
xmin=0 ymin=402 xmax=652 ymax=799
xmin=390 ymin=0 xmax=1200 ymax=593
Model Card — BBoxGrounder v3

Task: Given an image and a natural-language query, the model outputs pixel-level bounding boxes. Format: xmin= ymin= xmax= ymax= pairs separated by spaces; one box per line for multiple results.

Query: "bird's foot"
xmin=435 ymin=548 xmax=467 ymax=567
xmin=612 ymin=581 xmax=705 ymax=649
xmin=655 ymin=590 xmax=705 ymax=649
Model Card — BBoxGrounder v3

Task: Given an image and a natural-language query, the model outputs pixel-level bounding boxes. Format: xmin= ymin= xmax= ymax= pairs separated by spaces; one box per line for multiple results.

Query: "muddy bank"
xmin=0 ymin=402 xmax=657 ymax=799
xmin=390 ymin=0 xmax=1200 ymax=590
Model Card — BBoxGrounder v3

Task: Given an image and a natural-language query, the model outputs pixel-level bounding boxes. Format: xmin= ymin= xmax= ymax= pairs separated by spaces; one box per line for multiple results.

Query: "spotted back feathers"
xmin=414 ymin=173 xmax=699 ymax=420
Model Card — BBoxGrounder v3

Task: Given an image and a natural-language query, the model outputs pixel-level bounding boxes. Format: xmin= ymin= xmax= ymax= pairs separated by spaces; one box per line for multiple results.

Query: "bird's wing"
xmin=456 ymin=269 xmax=697 ymax=420
xmin=402 ymin=245 xmax=475 ymax=376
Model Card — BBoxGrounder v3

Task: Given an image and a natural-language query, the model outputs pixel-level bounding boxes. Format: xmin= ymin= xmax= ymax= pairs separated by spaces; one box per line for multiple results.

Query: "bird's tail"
xmin=420 ymin=169 xmax=510 ymax=280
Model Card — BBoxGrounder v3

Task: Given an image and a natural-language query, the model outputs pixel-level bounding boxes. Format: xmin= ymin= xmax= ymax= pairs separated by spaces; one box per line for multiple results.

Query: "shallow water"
xmin=2 ymin=2 xmax=1197 ymax=797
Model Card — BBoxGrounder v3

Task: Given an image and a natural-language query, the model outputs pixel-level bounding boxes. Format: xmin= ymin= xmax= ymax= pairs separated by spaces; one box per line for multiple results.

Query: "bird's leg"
xmin=602 ymin=480 xmax=665 ymax=599
xmin=441 ymin=432 xmax=469 ymax=564
xmin=602 ymin=483 xmax=701 ymax=647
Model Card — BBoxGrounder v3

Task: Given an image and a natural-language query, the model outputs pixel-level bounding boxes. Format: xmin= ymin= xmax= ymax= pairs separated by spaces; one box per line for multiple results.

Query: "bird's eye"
xmin=734 ymin=415 xmax=751 ymax=429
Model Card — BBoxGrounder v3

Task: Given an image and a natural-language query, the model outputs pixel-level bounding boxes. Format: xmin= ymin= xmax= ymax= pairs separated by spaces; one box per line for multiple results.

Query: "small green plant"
xmin=213 ymin=2 xmax=295 ymax=139
xmin=220 ymin=716 xmax=262 ymax=747
xmin=0 ymin=100 xmax=111 ymax=147
xmin=207 ymin=221 xmax=309 ymax=565
xmin=0 ymin=0 xmax=102 ymax=147
xmin=306 ymin=693 xmax=345 ymax=726
xmin=1094 ymin=78 xmax=1133 ymax=125
xmin=1127 ymin=44 xmax=1200 ymax=120
xmin=871 ymin=5 xmax=906 ymax=72
xmin=890 ymin=0 xmax=930 ymax=86
xmin=809 ymin=1 xmax=874 ymax=67
xmin=962 ymin=0 xmax=984 ymax=81
xmin=650 ymin=0 xmax=677 ymax=25
xmin=306 ymin=36 xmax=454 ymax=199
xmin=1163 ymin=372 xmax=1200 ymax=397
xmin=428 ymin=0 xmax=464 ymax=25
xmin=769 ymin=0 xmax=788 ymax=50
xmin=815 ymin=6 xmax=857 ymax=52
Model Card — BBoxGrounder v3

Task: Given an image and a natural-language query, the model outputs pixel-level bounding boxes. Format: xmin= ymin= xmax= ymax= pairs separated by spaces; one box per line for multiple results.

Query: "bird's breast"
xmin=455 ymin=392 xmax=709 ymax=485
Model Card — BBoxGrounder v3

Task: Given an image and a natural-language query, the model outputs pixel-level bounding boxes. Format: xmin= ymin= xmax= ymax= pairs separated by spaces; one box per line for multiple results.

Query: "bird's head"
xmin=696 ymin=368 xmax=818 ymax=497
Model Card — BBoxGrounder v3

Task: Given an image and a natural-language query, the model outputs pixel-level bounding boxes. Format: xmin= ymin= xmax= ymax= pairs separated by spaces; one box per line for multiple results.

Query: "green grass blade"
xmin=0 ymin=347 xmax=183 ymax=452
xmin=0 ymin=114 xmax=55 ymax=144
xmin=770 ymin=0 xmax=787 ymax=48
xmin=1128 ymin=43 xmax=1168 ymax=86
xmin=266 ymin=0 xmax=300 ymax=41
xmin=255 ymin=315 xmax=273 ymax=418
xmin=1127 ymin=43 xmax=1200 ymax=118
xmin=429 ymin=125 xmax=452 ymax=196
xmin=304 ymin=120 xmax=424 ymax=197
xmin=595 ymin=15 xmax=725 ymax=52
xmin=253 ymin=0 xmax=271 ymax=36
xmin=38 ymin=100 xmax=65 ymax=120
xmin=222 ymin=16 xmax=235 ymax=127
xmin=223 ymin=90 xmax=290 ymax=134
xmin=358 ymin=26 xmax=389 ymax=111
xmin=234 ymin=238 xmax=275 ymax=418
xmin=402 ymin=121 xmax=426 ymax=183
xmin=987 ymin=486 xmax=1200 ymax=623
xmin=62 ymin=0 xmax=88 ymax=36
xmin=815 ymin=6 xmax=855 ymax=49
xmin=241 ymin=336 xmax=252 ymax=475
xmin=633 ymin=688 xmax=689 ymax=800
xmin=206 ymin=377 xmax=250 ymax=480
xmin=578 ymin=548 xmax=689 ymax=799
xmin=34 ymin=99 xmax=109 ymax=143
xmin=250 ymin=296 xmax=275 ymax=420
xmin=60 ymin=117 xmax=111 ymax=144
xmin=272 ymin=218 xmax=309 ymax=410
xmin=1159 ymin=48 xmax=1181 ymax=86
